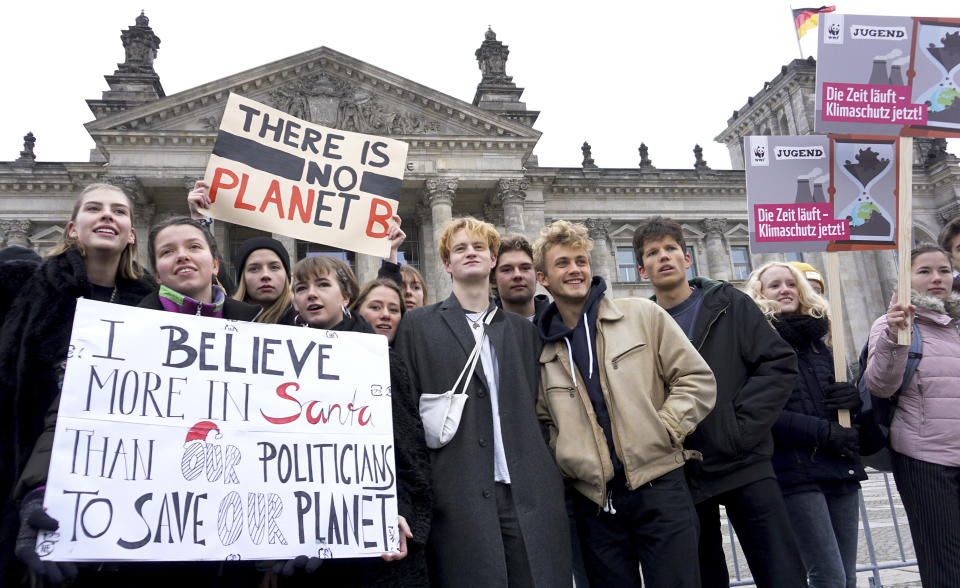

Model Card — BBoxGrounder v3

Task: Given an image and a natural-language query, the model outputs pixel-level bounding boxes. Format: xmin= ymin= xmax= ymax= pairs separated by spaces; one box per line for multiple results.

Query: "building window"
xmin=616 ymin=247 xmax=639 ymax=282
xmin=685 ymin=246 xmax=698 ymax=280
xmin=731 ymin=246 xmax=752 ymax=280
xmin=784 ymin=252 xmax=803 ymax=263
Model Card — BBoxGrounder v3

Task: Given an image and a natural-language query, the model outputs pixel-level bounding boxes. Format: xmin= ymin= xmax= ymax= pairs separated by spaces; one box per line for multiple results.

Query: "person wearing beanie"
xmin=788 ymin=261 xmax=825 ymax=296
xmin=233 ymin=236 xmax=296 ymax=325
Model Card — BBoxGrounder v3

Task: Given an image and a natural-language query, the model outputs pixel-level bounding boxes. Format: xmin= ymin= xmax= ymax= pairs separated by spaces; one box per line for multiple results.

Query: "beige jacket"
xmin=537 ymin=296 xmax=717 ymax=506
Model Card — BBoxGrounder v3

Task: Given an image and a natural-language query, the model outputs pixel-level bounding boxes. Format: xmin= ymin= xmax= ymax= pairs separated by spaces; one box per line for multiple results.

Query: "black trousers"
xmin=697 ymin=477 xmax=806 ymax=588
xmin=496 ymin=482 xmax=535 ymax=588
xmin=892 ymin=451 xmax=960 ymax=588
xmin=573 ymin=468 xmax=700 ymax=588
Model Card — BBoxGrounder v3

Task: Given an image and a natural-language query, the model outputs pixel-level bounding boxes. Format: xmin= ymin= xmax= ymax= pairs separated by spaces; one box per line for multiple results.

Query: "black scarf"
xmin=772 ymin=313 xmax=829 ymax=348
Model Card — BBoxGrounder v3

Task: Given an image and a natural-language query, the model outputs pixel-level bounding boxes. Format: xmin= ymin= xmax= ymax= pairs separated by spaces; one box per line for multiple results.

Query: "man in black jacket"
xmin=634 ymin=217 xmax=805 ymax=588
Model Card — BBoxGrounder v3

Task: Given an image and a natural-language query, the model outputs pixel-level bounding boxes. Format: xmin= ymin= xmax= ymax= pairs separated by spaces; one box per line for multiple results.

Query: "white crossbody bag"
xmin=419 ymin=308 xmax=496 ymax=449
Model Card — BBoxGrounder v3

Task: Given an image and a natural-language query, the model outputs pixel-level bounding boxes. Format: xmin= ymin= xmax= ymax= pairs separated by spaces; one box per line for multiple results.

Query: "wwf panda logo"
xmin=754 ymin=145 xmax=766 ymax=160
xmin=828 ymin=23 xmax=840 ymax=37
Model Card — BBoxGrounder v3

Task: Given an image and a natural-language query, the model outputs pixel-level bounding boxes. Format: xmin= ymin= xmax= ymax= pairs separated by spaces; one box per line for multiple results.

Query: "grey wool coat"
xmin=396 ymin=293 xmax=571 ymax=588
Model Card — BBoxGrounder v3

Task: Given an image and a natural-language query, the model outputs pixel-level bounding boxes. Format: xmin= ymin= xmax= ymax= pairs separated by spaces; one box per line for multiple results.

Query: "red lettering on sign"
xmin=365 ymin=198 xmax=393 ymax=238
xmin=209 ymin=168 xmax=239 ymax=203
xmin=260 ymin=382 xmax=301 ymax=425
xmin=260 ymin=180 xmax=285 ymax=219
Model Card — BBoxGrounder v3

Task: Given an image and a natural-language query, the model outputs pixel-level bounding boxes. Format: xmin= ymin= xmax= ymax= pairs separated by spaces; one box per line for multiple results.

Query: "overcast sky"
xmin=1 ymin=0 xmax=956 ymax=169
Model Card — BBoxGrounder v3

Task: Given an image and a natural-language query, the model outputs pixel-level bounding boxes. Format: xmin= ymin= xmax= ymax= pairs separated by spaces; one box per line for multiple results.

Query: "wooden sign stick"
xmin=897 ymin=137 xmax=914 ymax=346
xmin=824 ymin=251 xmax=850 ymax=427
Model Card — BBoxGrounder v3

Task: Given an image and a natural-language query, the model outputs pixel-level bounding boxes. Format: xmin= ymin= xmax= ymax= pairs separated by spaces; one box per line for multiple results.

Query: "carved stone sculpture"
xmin=475 ymin=28 xmax=513 ymax=86
xmin=639 ymin=143 xmax=653 ymax=168
xmin=268 ymin=73 xmax=441 ymax=136
xmin=16 ymin=132 xmax=36 ymax=163
xmin=119 ymin=11 xmax=161 ymax=74
xmin=582 ymin=142 xmax=597 ymax=168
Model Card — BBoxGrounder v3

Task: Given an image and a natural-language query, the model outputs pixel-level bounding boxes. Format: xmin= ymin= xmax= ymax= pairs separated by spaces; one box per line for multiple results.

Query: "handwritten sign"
xmin=816 ymin=13 xmax=960 ymax=137
xmin=746 ymin=135 xmax=899 ymax=253
xmin=40 ymin=299 xmax=397 ymax=562
xmin=201 ymin=93 xmax=409 ymax=257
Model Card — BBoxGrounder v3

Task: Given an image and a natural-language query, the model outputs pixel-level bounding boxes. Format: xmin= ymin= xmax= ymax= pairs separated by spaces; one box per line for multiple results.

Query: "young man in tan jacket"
xmin=532 ymin=220 xmax=716 ymax=588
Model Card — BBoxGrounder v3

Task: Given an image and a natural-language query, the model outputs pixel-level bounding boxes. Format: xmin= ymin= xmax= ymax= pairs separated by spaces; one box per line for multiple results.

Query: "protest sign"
xmin=39 ymin=299 xmax=397 ymax=562
xmin=815 ymin=13 xmax=960 ymax=137
xmin=201 ymin=93 xmax=409 ymax=258
xmin=745 ymin=135 xmax=900 ymax=253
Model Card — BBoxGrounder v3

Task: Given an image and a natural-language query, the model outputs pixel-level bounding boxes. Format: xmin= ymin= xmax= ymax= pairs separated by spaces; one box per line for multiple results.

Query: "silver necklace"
xmin=465 ymin=310 xmax=486 ymax=330
xmin=109 ymin=286 xmax=118 ymax=303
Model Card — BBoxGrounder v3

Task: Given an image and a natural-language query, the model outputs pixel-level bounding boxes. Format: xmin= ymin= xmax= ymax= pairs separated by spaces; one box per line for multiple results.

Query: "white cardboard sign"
xmin=201 ymin=93 xmax=409 ymax=258
xmin=40 ymin=299 xmax=397 ymax=562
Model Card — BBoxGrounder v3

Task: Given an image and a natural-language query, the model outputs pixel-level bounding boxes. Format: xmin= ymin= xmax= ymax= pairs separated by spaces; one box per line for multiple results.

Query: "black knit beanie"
xmin=235 ymin=237 xmax=291 ymax=284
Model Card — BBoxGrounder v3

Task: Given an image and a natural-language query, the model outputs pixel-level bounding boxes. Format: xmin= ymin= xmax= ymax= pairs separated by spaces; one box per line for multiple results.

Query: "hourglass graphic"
xmin=914 ymin=22 xmax=960 ymax=130
xmin=833 ymin=140 xmax=896 ymax=244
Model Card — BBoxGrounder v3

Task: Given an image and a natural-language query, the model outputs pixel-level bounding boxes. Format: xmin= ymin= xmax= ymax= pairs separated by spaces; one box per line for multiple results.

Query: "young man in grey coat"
xmin=396 ymin=217 xmax=571 ymax=588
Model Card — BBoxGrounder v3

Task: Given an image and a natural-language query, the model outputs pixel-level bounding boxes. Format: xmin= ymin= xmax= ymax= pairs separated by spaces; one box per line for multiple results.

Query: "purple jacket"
xmin=864 ymin=292 xmax=960 ymax=467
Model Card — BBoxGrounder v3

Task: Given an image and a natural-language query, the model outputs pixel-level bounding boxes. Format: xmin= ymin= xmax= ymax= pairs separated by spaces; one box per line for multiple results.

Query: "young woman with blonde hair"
xmin=745 ymin=262 xmax=865 ymax=588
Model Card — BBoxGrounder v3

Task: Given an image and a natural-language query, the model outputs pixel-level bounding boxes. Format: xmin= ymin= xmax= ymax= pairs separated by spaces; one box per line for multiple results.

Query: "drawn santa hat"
xmin=185 ymin=420 xmax=222 ymax=445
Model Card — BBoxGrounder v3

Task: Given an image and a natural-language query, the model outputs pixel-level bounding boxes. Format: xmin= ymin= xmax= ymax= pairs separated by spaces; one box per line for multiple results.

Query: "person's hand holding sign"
xmin=380 ymin=515 xmax=412 ymax=562
xmin=886 ymin=302 xmax=915 ymax=335
xmin=187 ymin=180 xmax=212 ymax=220
xmin=386 ymin=215 xmax=406 ymax=264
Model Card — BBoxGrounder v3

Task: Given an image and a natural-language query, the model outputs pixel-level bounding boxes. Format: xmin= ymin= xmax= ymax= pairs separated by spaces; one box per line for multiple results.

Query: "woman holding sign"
xmin=286 ymin=255 xmax=431 ymax=587
xmin=746 ymin=262 xmax=866 ymax=588
xmin=862 ymin=244 xmax=960 ymax=587
xmin=0 ymin=183 xmax=155 ymax=585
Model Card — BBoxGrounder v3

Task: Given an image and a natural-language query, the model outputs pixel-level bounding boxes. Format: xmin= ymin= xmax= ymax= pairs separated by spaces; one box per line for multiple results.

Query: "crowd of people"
xmin=0 ymin=181 xmax=958 ymax=587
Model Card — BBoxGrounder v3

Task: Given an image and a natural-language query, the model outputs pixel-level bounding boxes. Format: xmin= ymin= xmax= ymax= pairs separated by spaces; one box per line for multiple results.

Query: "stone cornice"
xmin=714 ymin=58 xmax=816 ymax=143
xmin=85 ymin=47 xmax=540 ymax=144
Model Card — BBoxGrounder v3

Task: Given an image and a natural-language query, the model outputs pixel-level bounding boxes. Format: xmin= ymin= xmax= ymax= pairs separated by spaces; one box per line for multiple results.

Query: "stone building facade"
xmin=2 ymin=15 xmax=959 ymax=358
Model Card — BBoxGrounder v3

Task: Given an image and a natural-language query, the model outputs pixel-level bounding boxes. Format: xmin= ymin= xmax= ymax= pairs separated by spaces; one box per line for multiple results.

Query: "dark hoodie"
xmin=537 ymin=276 xmax=622 ymax=475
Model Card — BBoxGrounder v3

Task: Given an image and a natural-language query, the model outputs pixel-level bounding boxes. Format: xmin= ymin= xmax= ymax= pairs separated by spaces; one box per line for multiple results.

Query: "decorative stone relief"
xmin=105 ymin=176 xmax=144 ymax=203
xmin=268 ymin=72 xmax=442 ymax=136
xmin=424 ymin=178 xmax=458 ymax=206
xmin=0 ymin=220 xmax=33 ymax=247
xmin=198 ymin=115 xmax=222 ymax=131
xmin=584 ymin=218 xmax=611 ymax=240
xmin=938 ymin=201 xmax=960 ymax=225
xmin=701 ymin=218 xmax=729 ymax=235
xmin=496 ymin=178 xmax=529 ymax=203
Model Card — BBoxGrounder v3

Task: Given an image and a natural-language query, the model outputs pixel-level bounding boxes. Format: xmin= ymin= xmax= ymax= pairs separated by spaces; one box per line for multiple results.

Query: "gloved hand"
xmin=15 ymin=488 xmax=77 ymax=584
xmin=271 ymin=554 xmax=324 ymax=576
xmin=818 ymin=422 xmax=860 ymax=458
xmin=824 ymin=382 xmax=863 ymax=412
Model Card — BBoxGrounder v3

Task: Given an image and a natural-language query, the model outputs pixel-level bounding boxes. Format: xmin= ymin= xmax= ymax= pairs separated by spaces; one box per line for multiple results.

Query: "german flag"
xmin=793 ymin=6 xmax=836 ymax=39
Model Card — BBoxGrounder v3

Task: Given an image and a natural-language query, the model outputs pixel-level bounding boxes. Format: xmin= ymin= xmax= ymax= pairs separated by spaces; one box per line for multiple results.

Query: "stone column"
xmin=424 ymin=178 xmax=457 ymax=302
xmin=497 ymin=178 xmax=529 ymax=236
xmin=355 ymin=253 xmax=380 ymax=287
xmin=0 ymin=219 xmax=32 ymax=248
xmin=415 ymin=203 xmax=436 ymax=303
xmin=106 ymin=176 xmax=149 ymax=261
xmin=585 ymin=218 xmax=613 ymax=282
xmin=270 ymin=234 xmax=297 ymax=264
xmin=701 ymin=218 xmax=732 ymax=281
